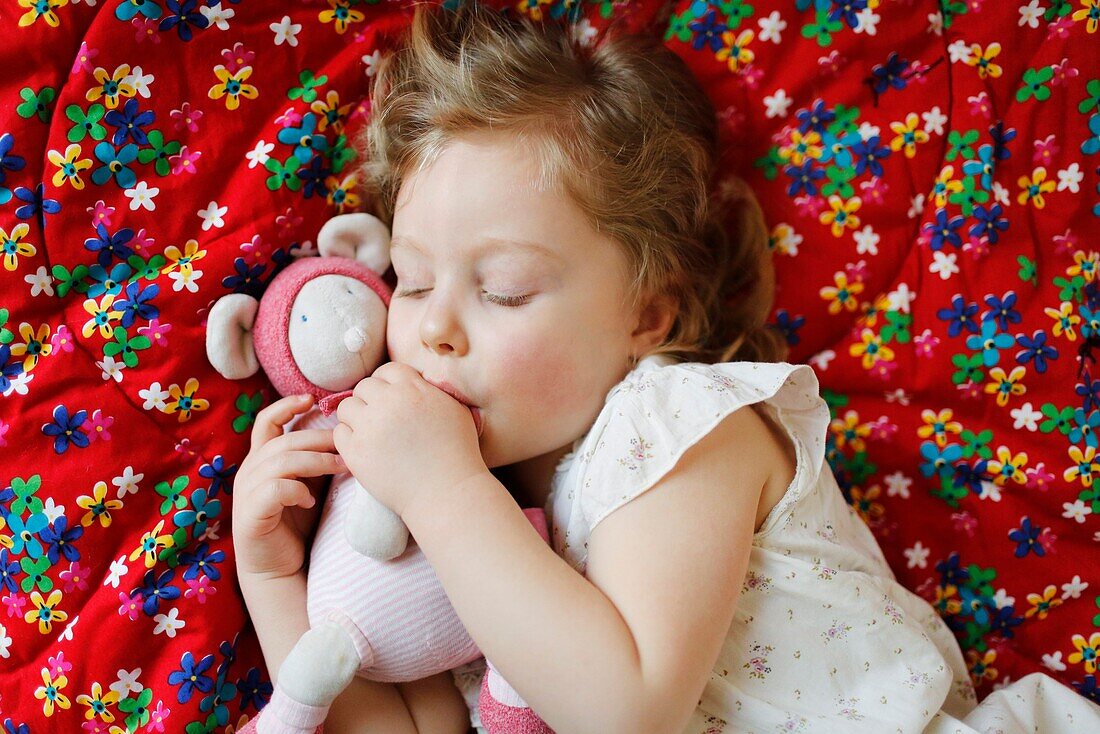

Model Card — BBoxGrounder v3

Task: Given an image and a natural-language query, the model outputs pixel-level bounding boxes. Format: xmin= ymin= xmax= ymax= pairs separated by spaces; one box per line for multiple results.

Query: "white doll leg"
xmin=257 ymin=621 xmax=360 ymax=734
xmin=343 ymin=483 xmax=410 ymax=560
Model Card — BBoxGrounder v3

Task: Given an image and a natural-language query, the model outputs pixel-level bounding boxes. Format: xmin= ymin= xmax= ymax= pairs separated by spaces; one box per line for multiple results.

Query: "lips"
xmin=423 ymin=378 xmax=483 ymax=437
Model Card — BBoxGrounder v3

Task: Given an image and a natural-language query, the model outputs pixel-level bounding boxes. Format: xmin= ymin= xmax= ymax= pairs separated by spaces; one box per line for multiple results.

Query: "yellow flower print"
xmin=33 ymin=666 xmax=71 ymax=717
xmin=830 ymin=410 xmax=872 ymax=453
xmin=1073 ymin=0 xmax=1099 ymax=33
xmin=515 ymin=0 xmax=554 ymax=22
xmin=850 ymin=328 xmax=895 ymax=370
xmin=1 ymin=223 xmax=37 ymax=271
xmin=966 ymin=648 xmax=998 ymax=683
xmin=77 ymin=480 xmax=124 ymax=528
xmin=930 ymin=165 xmax=963 ymax=209
xmin=319 ymin=0 xmax=365 ymax=32
xmin=209 ymin=66 xmax=259 ymax=111
xmin=1067 ymin=250 xmax=1098 ymax=283
xmin=1017 ymin=167 xmax=1057 ymax=208
xmin=819 ymin=271 xmax=864 ymax=314
xmin=1064 ymin=445 xmax=1100 ymax=487
xmin=9 ymin=322 xmax=53 ymax=373
xmin=76 ymin=681 xmax=120 ymax=723
xmin=311 ymin=90 xmax=352 ymax=134
xmin=325 ymin=173 xmax=361 ymax=214
xmin=82 ymin=293 xmax=123 ymax=340
xmin=964 ymin=43 xmax=1002 ymax=79
xmin=1044 ymin=301 xmax=1080 ymax=341
xmin=849 ymin=484 xmax=885 ymax=525
xmin=717 ymin=29 xmax=755 ymax=73
xmin=889 ymin=113 xmax=929 ymax=159
xmin=0 ymin=513 xmax=13 ymax=550
xmin=983 ymin=365 xmax=1026 ymax=408
xmin=918 ymin=408 xmax=963 ymax=449
xmin=48 ymin=144 xmax=93 ymax=190
xmin=934 ymin=584 xmax=962 ymax=615
xmin=130 ymin=519 xmax=175 ymax=569
xmin=1024 ymin=585 xmax=1062 ymax=620
xmin=86 ymin=65 xmax=135 ymax=110
xmin=25 ymin=589 xmax=68 ymax=635
xmin=819 ymin=195 xmax=861 ymax=237
xmin=18 ymin=0 xmax=67 ymax=28
xmin=162 ymin=239 xmax=207 ymax=277
xmin=782 ymin=129 xmax=823 ymax=166
xmin=1069 ymin=632 xmax=1100 ymax=673
xmin=165 ymin=377 xmax=210 ymax=423
xmin=985 ymin=444 xmax=1028 ymax=486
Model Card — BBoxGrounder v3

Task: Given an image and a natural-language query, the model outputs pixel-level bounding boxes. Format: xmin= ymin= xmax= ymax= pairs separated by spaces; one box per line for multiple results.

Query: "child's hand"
xmin=333 ymin=361 xmax=488 ymax=520
xmin=232 ymin=394 xmax=345 ymax=580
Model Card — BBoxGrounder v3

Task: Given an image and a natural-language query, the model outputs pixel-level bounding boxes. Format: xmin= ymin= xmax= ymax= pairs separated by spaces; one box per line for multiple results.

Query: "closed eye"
xmin=392 ymin=288 xmax=530 ymax=308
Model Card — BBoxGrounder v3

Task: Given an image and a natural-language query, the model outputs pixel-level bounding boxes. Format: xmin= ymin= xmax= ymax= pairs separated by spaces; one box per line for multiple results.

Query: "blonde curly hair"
xmin=355 ymin=0 xmax=788 ymax=365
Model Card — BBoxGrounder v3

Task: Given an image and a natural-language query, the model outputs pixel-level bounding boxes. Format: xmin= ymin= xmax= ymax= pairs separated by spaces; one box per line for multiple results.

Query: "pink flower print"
xmin=60 ymin=561 xmax=90 ymax=593
xmin=913 ymin=328 xmax=939 ymax=358
xmin=794 ymin=195 xmax=825 ymax=219
xmin=822 ymin=620 xmax=852 ymax=643
xmin=137 ymin=319 xmax=171 ymax=348
xmin=147 ymin=700 xmax=171 ymax=731
xmin=968 ymin=92 xmax=991 ymax=119
xmin=818 ymin=50 xmax=844 ymax=76
xmin=88 ymin=200 xmax=115 ymax=228
xmin=867 ymin=416 xmax=896 ymax=441
xmin=350 ymin=98 xmax=371 ymax=122
xmin=49 ymin=324 xmax=73 ymax=354
xmin=957 ymin=380 xmax=983 ymax=400
xmin=883 ymin=600 xmax=904 ymax=625
xmin=82 ymin=720 xmax=113 ymax=733
xmin=119 ymin=591 xmax=142 ymax=620
xmin=170 ymin=102 xmax=203 ymax=133
xmin=133 ymin=16 xmax=161 ymax=44
xmin=1037 ymin=526 xmax=1057 ymax=554
xmin=175 ymin=438 xmax=198 ymax=458
xmin=1052 ymin=229 xmax=1077 ymax=256
xmin=129 ymin=228 xmax=155 ymax=257
xmin=86 ymin=409 xmax=114 ymax=442
xmin=869 ymin=358 xmax=898 ymax=381
xmin=1032 ymin=135 xmax=1059 ymax=167
xmin=845 ymin=259 xmax=870 ymax=282
xmin=742 ymin=642 xmax=773 ymax=680
xmin=184 ymin=575 xmax=216 ymax=604
xmin=3 ymin=592 xmax=26 ymax=618
xmin=275 ymin=107 xmax=303 ymax=128
xmin=966 ymin=0 xmax=983 ymax=10
xmin=169 ymin=146 xmax=201 ymax=175
xmin=1048 ymin=17 xmax=1074 ymax=41
xmin=742 ymin=571 xmax=773 ymax=593
xmin=276 ymin=207 xmax=303 ymax=236
xmin=0 ymin=418 xmax=8 ymax=448
xmin=907 ymin=60 xmax=931 ymax=85
xmin=1025 ymin=462 xmax=1055 ymax=491
xmin=48 ymin=651 xmax=73 ymax=677
xmin=617 ymin=436 xmax=655 ymax=471
xmin=859 ymin=176 xmax=888 ymax=205
xmin=951 ymin=512 xmax=977 ymax=537
xmin=962 ymin=235 xmax=990 ymax=261
xmin=240 ymin=234 xmax=267 ymax=265
xmin=740 ymin=65 xmax=763 ymax=90
xmin=221 ymin=42 xmax=255 ymax=74
xmin=72 ymin=41 xmax=98 ymax=75
xmin=1050 ymin=57 xmax=1077 ymax=85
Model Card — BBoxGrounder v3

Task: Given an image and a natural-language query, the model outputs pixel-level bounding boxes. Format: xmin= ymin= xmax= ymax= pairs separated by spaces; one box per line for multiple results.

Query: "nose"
xmin=419 ymin=288 xmax=468 ymax=356
xmin=343 ymin=326 xmax=368 ymax=353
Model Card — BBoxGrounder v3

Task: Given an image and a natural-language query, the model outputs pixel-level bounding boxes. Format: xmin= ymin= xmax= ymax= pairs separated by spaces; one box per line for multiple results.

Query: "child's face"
xmin=386 ymin=131 xmax=640 ymax=469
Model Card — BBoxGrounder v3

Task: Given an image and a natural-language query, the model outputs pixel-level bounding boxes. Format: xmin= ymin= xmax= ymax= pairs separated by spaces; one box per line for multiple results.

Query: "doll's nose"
xmin=343 ymin=326 xmax=368 ymax=353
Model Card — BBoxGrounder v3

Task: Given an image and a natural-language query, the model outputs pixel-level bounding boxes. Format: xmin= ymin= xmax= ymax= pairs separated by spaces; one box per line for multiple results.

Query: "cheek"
xmin=494 ymin=342 xmax=593 ymax=414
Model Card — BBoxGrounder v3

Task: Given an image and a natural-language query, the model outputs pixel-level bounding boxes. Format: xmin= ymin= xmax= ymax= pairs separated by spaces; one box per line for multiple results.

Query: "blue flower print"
xmin=0 ymin=132 xmax=27 ymax=205
xmin=935 ymin=552 xmax=970 ymax=587
xmin=966 ymin=320 xmax=1015 ymax=367
xmin=920 ymin=441 xmax=963 ymax=478
xmin=13 ymin=183 xmax=61 ymax=229
xmin=199 ymin=677 xmax=237 ymax=726
xmin=91 ymin=141 xmax=139 ymax=188
xmin=134 ymin=567 xmax=180 ymax=616
xmin=39 ymin=515 xmax=83 ymax=564
xmin=936 ymin=295 xmax=980 ymax=337
xmin=199 ymin=455 xmax=237 ymax=498
xmin=235 ymin=667 xmax=272 ymax=712
xmin=0 ymin=344 xmax=24 ymax=394
xmin=1008 ymin=516 xmax=1044 ymax=558
xmin=169 ymin=651 xmax=216 ymax=704
xmin=870 ymin=53 xmax=910 ymax=96
xmin=924 ymin=208 xmax=965 ymax=251
xmin=178 ymin=542 xmax=225 ymax=581
xmin=0 ymin=549 xmax=20 ymax=594
xmin=1015 ymin=330 xmax=1058 ymax=373
xmin=970 ymin=203 xmax=1008 ymax=244
xmin=818 ymin=129 xmax=861 ymax=168
xmin=159 ymin=0 xmax=210 ymax=42
xmin=221 ymin=257 xmax=266 ymax=297
xmin=1070 ymin=408 xmax=1100 ymax=449
xmin=7 ymin=512 xmax=48 ymax=558
xmin=688 ymin=10 xmax=727 ymax=53
xmin=277 ymin=112 xmax=329 ymax=164
xmin=1082 ymin=114 xmax=1100 ymax=156
xmin=114 ymin=280 xmax=160 ymax=328
xmin=983 ymin=291 xmax=1022 ymax=331
xmin=797 ymin=99 xmax=835 ymax=135
xmin=784 ymin=160 xmax=825 ymax=197
xmin=962 ymin=144 xmax=996 ymax=190
xmin=114 ymin=0 xmax=163 ymax=21
xmin=83 ymin=223 xmax=135 ymax=267
xmin=104 ymin=99 xmax=156 ymax=147
xmin=41 ymin=405 xmax=89 ymax=454
xmin=173 ymin=489 xmax=221 ymax=538
xmin=298 ymin=153 xmax=333 ymax=199
xmin=87 ymin=262 xmax=134 ymax=298
xmin=989 ymin=121 xmax=1017 ymax=161
xmin=829 ymin=0 xmax=868 ymax=28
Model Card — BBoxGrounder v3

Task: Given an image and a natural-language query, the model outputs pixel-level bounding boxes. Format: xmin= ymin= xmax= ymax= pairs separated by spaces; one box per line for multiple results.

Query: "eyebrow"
xmin=390 ymin=236 xmax=565 ymax=264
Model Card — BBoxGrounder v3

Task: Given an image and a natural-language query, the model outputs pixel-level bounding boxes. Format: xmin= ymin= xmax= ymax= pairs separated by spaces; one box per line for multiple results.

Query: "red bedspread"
xmin=1 ymin=1 xmax=1096 ymax=731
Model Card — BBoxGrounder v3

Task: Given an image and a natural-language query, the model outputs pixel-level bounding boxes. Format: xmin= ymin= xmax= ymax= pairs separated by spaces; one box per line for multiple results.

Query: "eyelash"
xmin=393 ymin=287 xmax=531 ymax=308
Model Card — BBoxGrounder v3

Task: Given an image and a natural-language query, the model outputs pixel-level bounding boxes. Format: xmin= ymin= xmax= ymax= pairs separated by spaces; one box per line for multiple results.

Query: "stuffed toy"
xmin=205 ymin=213 xmax=552 ymax=734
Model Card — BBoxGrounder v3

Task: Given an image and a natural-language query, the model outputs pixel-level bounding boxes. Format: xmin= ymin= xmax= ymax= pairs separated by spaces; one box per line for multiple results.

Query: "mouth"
xmin=423 ymin=378 xmax=483 ymax=437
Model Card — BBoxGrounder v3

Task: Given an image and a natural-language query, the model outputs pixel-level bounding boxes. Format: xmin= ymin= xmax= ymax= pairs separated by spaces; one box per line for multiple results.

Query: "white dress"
xmin=454 ymin=354 xmax=1100 ymax=733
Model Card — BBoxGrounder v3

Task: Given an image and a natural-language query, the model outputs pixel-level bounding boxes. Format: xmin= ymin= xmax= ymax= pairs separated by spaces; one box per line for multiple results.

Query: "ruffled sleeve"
xmin=572 ymin=359 xmax=830 ymax=542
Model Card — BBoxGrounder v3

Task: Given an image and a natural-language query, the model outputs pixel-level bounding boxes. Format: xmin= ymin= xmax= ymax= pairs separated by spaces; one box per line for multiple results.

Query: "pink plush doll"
xmin=205 ymin=213 xmax=551 ymax=734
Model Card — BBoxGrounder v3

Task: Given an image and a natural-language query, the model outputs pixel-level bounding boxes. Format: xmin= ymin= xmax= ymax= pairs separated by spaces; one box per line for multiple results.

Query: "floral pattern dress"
xmin=543 ymin=354 xmax=1100 ymax=733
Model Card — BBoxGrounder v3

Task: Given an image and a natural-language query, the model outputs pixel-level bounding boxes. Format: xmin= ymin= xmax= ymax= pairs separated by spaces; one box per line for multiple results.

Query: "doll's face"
xmin=385 ymin=131 xmax=658 ymax=473
xmin=289 ymin=274 xmax=387 ymax=391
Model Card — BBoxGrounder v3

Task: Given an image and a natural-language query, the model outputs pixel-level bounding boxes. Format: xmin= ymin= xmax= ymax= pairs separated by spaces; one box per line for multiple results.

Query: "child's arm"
xmin=402 ymin=406 xmax=771 ymax=734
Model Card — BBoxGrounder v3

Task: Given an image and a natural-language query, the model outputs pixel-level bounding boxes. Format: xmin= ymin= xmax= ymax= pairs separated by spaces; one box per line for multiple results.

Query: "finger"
xmin=251 ymin=394 xmax=315 ymax=450
xmin=372 ymin=361 xmax=415 ymax=382
xmin=335 ymin=395 xmax=365 ymax=425
xmin=263 ymin=428 xmax=337 ymax=455
xmin=267 ymin=450 xmax=346 ymax=480
xmin=257 ymin=479 xmax=316 ymax=522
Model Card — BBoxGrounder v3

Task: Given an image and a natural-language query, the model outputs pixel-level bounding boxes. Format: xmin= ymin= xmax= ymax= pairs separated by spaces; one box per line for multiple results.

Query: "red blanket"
xmin=1 ymin=1 xmax=1096 ymax=731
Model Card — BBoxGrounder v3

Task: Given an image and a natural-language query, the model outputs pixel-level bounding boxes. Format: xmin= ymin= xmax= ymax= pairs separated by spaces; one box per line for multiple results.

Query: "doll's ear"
xmin=206 ymin=293 xmax=260 ymax=380
xmin=317 ymin=213 xmax=392 ymax=274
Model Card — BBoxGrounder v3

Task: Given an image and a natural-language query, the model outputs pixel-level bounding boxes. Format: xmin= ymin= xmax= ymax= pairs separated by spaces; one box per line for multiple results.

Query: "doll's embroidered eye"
xmin=301 ymin=315 xmax=308 ymax=322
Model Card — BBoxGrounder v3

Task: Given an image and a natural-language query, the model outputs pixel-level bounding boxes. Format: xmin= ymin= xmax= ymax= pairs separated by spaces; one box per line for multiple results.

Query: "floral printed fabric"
xmin=0 ymin=0 xmax=1096 ymax=732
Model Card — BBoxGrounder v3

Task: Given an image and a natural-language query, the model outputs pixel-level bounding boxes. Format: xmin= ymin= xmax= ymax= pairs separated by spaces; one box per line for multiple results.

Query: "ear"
xmin=206 ymin=293 xmax=260 ymax=379
xmin=628 ymin=292 xmax=678 ymax=359
xmin=317 ymin=213 xmax=392 ymax=274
